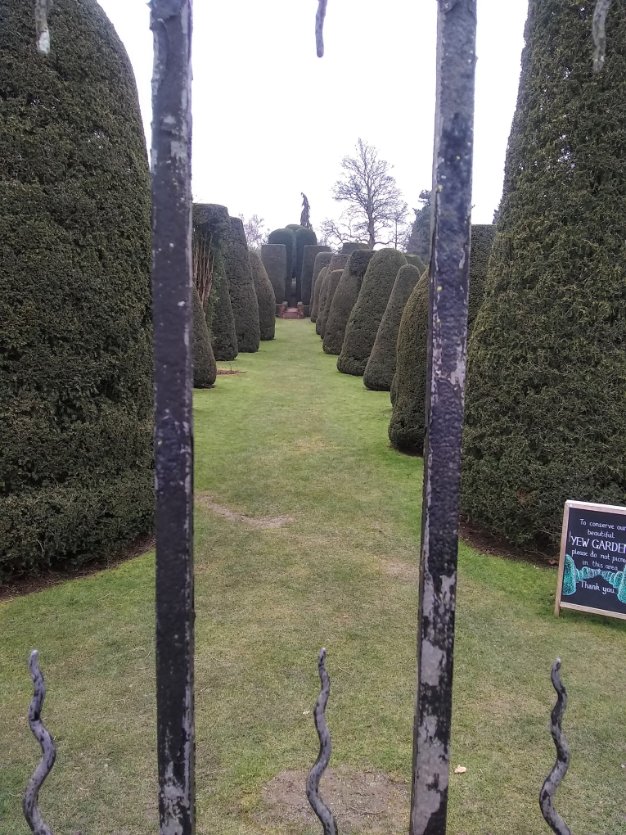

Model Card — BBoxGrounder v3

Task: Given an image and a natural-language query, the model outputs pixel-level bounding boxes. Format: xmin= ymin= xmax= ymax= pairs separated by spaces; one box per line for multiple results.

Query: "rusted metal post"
xmin=409 ymin=2 xmax=477 ymax=833
xmin=150 ymin=2 xmax=195 ymax=833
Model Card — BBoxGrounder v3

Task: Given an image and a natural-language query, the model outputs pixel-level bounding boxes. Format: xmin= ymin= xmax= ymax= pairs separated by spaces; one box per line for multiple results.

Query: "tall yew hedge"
xmin=0 ymin=0 xmax=153 ymax=578
xmin=462 ymin=1 xmax=626 ymax=548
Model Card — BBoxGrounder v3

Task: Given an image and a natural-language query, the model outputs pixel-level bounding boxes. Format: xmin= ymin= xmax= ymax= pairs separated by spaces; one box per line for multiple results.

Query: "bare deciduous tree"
xmin=239 ymin=213 xmax=267 ymax=249
xmin=330 ymin=138 xmax=407 ymax=248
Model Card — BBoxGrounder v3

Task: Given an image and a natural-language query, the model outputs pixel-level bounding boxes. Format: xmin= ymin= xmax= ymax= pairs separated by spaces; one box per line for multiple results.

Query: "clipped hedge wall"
xmin=0 ymin=0 xmax=153 ymax=578
xmin=192 ymin=285 xmax=216 ymax=387
xmin=225 ymin=217 xmax=260 ymax=353
xmin=249 ymin=250 xmax=276 ymax=340
xmin=267 ymin=228 xmax=296 ymax=287
xmin=462 ymin=0 xmax=626 ymax=549
xmin=364 ymin=263 xmax=421 ymax=390
xmin=310 ymin=252 xmax=334 ymax=322
xmin=337 ymin=249 xmax=407 ymax=376
xmin=323 ymin=251 xmax=375 ymax=355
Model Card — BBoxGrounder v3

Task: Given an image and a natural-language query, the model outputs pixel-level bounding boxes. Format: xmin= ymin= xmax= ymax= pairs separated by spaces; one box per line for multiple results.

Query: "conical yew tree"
xmin=249 ymin=250 xmax=276 ymax=340
xmin=463 ymin=0 xmax=626 ymax=548
xmin=323 ymin=251 xmax=375 ymax=355
xmin=0 ymin=0 xmax=152 ymax=577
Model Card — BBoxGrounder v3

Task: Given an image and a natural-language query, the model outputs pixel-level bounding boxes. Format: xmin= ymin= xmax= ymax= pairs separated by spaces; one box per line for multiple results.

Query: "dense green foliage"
xmin=225 ymin=217 xmax=260 ymax=353
xmin=323 ymin=251 xmax=375 ymax=355
xmin=267 ymin=228 xmax=296 ymax=286
xmin=389 ymin=225 xmax=495 ymax=453
xmin=192 ymin=286 xmax=216 ymax=388
xmin=289 ymin=225 xmax=318 ymax=294
xmin=463 ymin=1 xmax=626 ymax=549
xmin=318 ymin=270 xmax=344 ymax=342
xmin=209 ymin=262 xmax=238 ymax=361
xmin=249 ymin=250 xmax=276 ymax=341
xmin=364 ymin=264 xmax=421 ymax=390
xmin=193 ymin=203 xmax=231 ymax=332
xmin=260 ymin=243 xmax=287 ymax=304
xmin=387 ymin=274 xmax=428 ymax=453
xmin=316 ymin=254 xmax=349 ymax=336
xmin=310 ymin=252 xmax=334 ymax=322
xmin=337 ymin=249 xmax=407 ymax=376
xmin=300 ymin=244 xmax=331 ymax=309
xmin=0 ymin=0 xmax=153 ymax=578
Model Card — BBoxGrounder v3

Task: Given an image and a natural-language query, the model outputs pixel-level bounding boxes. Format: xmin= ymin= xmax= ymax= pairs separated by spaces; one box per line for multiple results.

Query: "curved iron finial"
xmin=539 ymin=659 xmax=572 ymax=835
xmin=23 ymin=651 xmax=57 ymax=835
xmin=316 ymin=0 xmax=328 ymax=57
xmin=306 ymin=648 xmax=338 ymax=835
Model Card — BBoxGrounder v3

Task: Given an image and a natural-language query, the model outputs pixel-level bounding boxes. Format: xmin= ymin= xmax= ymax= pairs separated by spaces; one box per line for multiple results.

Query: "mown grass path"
xmin=1 ymin=320 xmax=625 ymax=833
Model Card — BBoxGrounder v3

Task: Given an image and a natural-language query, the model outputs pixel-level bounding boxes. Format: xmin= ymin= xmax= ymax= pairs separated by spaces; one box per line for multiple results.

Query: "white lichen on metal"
xmin=34 ymin=0 xmax=51 ymax=54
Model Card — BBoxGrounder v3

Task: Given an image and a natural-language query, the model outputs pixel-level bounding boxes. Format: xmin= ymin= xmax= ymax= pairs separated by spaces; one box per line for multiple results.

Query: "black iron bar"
xmin=150 ymin=2 xmax=195 ymax=833
xmin=409 ymin=1 xmax=477 ymax=833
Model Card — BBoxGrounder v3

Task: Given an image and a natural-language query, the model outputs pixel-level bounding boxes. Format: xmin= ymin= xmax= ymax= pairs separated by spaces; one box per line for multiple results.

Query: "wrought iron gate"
xmin=21 ymin=1 xmax=615 ymax=833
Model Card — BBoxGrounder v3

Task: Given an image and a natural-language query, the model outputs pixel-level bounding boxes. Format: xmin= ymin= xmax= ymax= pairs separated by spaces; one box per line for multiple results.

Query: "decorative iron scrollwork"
xmin=306 ymin=648 xmax=338 ymax=835
xmin=23 ymin=651 xmax=56 ymax=835
xmin=539 ymin=659 xmax=572 ymax=835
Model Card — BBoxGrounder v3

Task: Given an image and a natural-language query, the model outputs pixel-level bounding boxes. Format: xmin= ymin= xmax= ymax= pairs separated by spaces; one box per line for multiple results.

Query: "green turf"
xmin=1 ymin=319 xmax=624 ymax=834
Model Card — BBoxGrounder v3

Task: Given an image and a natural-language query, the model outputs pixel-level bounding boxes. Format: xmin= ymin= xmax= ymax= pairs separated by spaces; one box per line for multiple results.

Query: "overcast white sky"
xmin=97 ymin=0 xmax=529 ymax=232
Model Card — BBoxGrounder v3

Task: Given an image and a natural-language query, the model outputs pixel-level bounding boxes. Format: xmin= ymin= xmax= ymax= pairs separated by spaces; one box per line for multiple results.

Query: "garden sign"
xmin=555 ymin=500 xmax=626 ymax=621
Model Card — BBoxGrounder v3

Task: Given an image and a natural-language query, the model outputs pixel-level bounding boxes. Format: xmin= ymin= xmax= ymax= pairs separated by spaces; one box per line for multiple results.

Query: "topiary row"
xmin=323 ymin=251 xmax=375 ymax=355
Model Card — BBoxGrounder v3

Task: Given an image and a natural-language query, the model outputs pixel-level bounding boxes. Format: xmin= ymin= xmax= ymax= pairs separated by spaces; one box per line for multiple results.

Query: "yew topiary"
xmin=225 ymin=217 xmax=260 ymax=353
xmin=310 ymin=252 xmax=334 ymax=322
xmin=316 ymin=254 xmax=350 ymax=337
xmin=318 ymin=270 xmax=344 ymax=342
xmin=289 ymin=225 xmax=318 ymax=298
xmin=301 ymin=244 xmax=331 ymax=310
xmin=0 ymin=0 xmax=152 ymax=578
xmin=267 ymin=228 xmax=296 ymax=289
xmin=192 ymin=286 xmax=216 ymax=388
xmin=261 ymin=243 xmax=288 ymax=305
xmin=462 ymin=0 xmax=626 ymax=549
xmin=387 ymin=274 xmax=429 ymax=453
xmin=249 ymin=250 xmax=276 ymax=341
xmin=337 ymin=249 xmax=407 ymax=376
xmin=363 ymin=264 xmax=421 ymax=390
xmin=323 ymin=251 xmax=375 ymax=355
xmin=389 ymin=225 xmax=495 ymax=453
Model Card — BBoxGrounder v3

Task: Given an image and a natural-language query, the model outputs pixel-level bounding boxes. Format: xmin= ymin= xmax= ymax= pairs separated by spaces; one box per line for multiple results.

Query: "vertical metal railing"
xmin=150 ymin=2 xmax=196 ymax=833
xmin=409 ymin=2 xmax=477 ymax=833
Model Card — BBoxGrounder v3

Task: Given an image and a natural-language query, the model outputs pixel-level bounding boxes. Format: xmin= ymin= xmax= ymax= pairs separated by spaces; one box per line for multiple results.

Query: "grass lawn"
xmin=1 ymin=319 xmax=625 ymax=834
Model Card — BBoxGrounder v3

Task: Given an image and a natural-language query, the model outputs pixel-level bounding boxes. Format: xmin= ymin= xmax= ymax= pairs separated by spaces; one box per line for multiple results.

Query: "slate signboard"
xmin=555 ymin=500 xmax=626 ymax=621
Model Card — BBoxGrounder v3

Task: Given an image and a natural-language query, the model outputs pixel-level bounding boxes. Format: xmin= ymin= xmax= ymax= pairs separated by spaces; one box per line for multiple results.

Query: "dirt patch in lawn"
xmin=196 ymin=493 xmax=293 ymax=529
xmin=216 ymin=368 xmax=244 ymax=376
xmin=380 ymin=559 xmax=418 ymax=583
xmin=257 ymin=768 xmax=409 ymax=834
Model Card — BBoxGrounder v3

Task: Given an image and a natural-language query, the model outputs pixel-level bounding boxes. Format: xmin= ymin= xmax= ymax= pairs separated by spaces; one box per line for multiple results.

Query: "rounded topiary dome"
xmin=268 ymin=228 xmax=296 ymax=286
xmin=249 ymin=250 xmax=276 ymax=341
xmin=323 ymin=251 xmax=375 ymax=355
xmin=0 ymin=0 xmax=152 ymax=578
xmin=363 ymin=263 xmax=422 ymax=391
xmin=337 ymin=249 xmax=407 ymax=376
